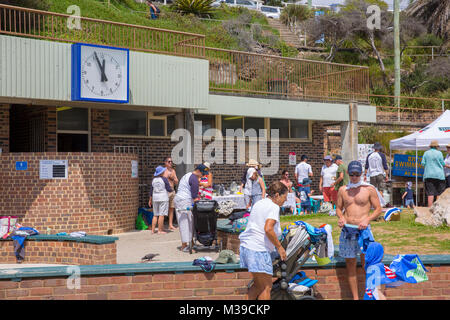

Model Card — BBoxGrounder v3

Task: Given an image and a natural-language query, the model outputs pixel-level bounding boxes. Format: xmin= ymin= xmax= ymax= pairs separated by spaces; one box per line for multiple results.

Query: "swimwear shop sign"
xmin=392 ymin=154 xmax=424 ymax=178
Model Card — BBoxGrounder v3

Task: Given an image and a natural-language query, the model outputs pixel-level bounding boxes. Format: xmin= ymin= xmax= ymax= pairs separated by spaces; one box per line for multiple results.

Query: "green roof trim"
xmin=0 ymin=234 xmax=118 ymax=244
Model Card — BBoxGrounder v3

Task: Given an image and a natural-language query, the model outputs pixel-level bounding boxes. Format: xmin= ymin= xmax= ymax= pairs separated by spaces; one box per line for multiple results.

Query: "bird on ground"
xmin=141 ymin=253 xmax=159 ymax=262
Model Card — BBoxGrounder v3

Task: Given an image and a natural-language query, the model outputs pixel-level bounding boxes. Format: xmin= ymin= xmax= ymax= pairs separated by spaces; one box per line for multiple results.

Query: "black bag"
xmin=228 ymin=210 xmax=246 ymax=222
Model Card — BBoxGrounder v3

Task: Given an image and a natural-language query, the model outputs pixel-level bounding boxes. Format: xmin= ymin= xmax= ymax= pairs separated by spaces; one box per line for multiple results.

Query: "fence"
xmin=0 ymin=3 xmax=205 ymax=57
xmin=206 ymin=46 xmax=370 ymax=104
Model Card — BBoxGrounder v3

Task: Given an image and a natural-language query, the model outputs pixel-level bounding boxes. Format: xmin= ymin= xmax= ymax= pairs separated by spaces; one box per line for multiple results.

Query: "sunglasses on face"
xmin=349 ymin=173 xmax=361 ymax=177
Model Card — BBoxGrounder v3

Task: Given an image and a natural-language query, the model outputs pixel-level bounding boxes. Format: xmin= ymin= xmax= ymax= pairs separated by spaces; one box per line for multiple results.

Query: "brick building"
xmin=0 ymin=8 xmax=376 ymax=234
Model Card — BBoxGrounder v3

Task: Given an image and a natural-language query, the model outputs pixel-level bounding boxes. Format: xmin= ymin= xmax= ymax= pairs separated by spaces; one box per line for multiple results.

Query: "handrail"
xmin=0 ymin=3 xmax=206 ymax=58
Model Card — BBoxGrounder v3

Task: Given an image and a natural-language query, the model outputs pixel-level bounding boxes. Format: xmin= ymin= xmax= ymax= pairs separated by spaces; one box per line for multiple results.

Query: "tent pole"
xmin=416 ymin=148 xmax=418 ymax=207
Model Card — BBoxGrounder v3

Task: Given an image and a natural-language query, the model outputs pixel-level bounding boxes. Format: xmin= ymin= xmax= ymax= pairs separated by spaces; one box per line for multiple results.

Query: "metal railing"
xmin=383 ymin=46 xmax=450 ymax=60
xmin=206 ymin=46 xmax=370 ymax=103
xmin=0 ymin=4 xmax=205 ymax=57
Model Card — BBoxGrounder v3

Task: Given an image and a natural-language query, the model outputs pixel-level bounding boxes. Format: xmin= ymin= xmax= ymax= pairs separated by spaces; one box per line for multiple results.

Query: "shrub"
xmin=171 ymin=0 xmax=215 ymax=17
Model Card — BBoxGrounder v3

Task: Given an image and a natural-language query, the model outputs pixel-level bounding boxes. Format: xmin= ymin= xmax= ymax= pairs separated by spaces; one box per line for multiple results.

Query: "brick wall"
xmin=0 ymin=152 xmax=139 ymax=235
xmin=91 ymin=110 xmax=327 ymax=203
xmin=0 ymin=104 xmax=9 ymax=153
xmin=0 ymin=265 xmax=448 ymax=300
xmin=0 ymin=241 xmax=116 ymax=265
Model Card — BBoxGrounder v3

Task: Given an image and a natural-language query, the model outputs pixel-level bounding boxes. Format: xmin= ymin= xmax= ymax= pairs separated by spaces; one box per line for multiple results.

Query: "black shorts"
xmin=446 ymin=175 xmax=450 ymax=189
xmin=424 ymin=178 xmax=446 ymax=196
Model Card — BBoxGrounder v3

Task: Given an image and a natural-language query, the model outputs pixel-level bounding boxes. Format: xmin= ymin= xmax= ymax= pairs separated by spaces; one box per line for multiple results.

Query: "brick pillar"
xmin=91 ymin=109 xmax=110 ymax=152
xmin=46 ymin=106 xmax=57 ymax=152
xmin=0 ymin=104 xmax=10 ymax=153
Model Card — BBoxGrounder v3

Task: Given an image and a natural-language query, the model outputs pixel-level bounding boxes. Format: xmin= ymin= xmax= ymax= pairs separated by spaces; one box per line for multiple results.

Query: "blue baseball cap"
xmin=348 ymin=161 xmax=363 ymax=175
xmin=154 ymin=165 xmax=167 ymax=177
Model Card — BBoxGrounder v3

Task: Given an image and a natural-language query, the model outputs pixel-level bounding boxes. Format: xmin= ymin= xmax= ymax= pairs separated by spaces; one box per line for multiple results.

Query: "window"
xmin=109 ymin=110 xmax=146 ymax=135
xmin=222 ymin=116 xmax=243 ymax=136
xmin=290 ymin=120 xmax=309 ymax=139
xmin=270 ymin=119 xmax=310 ymax=140
xmin=149 ymin=117 xmax=166 ymax=137
xmin=57 ymin=107 xmax=89 ymax=152
xmin=261 ymin=6 xmax=278 ymax=13
xmin=57 ymin=107 xmax=88 ymax=131
xmin=270 ymin=118 xmax=289 ymax=139
xmin=221 ymin=116 xmax=266 ymax=137
xmin=194 ymin=114 xmax=217 ymax=135
xmin=167 ymin=115 xmax=176 ymax=136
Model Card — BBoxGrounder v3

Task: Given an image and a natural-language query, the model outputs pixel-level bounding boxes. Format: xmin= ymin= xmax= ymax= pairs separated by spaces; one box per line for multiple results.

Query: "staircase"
xmin=267 ymin=18 xmax=305 ymax=48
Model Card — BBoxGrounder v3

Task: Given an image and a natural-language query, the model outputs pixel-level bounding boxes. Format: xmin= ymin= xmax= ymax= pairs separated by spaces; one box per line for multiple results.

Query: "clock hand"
xmin=101 ymin=59 xmax=108 ymax=82
xmin=93 ymin=52 xmax=104 ymax=82
xmin=94 ymin=52 xmax=108 ymax=82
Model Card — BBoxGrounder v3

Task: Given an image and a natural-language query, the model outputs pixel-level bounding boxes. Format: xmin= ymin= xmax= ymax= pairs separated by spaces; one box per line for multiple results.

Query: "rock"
xmin=414 ymin=188 xmax=450 ymax=227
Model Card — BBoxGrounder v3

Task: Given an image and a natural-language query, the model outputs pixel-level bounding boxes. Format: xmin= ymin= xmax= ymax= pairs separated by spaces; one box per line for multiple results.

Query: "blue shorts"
xmin=339 ymin=225 xmax=373 ymax=259
xmin=239 ymin=246 xmax=274 ymax=276
xmin=405 ymin=199 xmax=415 ymax=207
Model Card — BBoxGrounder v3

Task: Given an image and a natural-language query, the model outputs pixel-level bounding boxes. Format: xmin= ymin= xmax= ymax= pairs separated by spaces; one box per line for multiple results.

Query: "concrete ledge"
xmin=0 ymin=235 xmax=118 ymax=245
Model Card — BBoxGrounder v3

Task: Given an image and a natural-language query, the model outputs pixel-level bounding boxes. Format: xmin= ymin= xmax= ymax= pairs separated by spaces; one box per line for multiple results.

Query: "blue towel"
xmin=363 ymin=243 xmax=429 ymax=300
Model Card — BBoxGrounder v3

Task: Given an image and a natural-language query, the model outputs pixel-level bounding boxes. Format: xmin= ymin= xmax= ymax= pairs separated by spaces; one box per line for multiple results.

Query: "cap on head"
xmin=373 ymin=142 xmax=382 ymax=150
xmin=154 ymin=165 xmax=167 ymax=177
xmin=323 ymin=155 xmax=333 ymax=161
xmin=195 ymin=164 xmax=209 ymax=175
xmin=348 ymin=160 xmax=363 ymax=175
xmin=335 ymin=155 xmax=343 ymax=161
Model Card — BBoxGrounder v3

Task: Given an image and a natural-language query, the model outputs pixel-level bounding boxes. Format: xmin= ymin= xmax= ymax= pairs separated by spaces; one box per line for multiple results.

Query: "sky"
xmin=293 ymin=0 xmax=413 ymax=11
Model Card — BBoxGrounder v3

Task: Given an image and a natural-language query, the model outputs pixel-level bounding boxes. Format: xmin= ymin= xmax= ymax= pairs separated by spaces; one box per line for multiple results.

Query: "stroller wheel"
xmin=298 ymin=295 xmax=316 ymax=300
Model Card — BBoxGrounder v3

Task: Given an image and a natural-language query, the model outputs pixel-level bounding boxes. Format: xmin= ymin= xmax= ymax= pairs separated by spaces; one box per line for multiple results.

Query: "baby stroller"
xmin=190 ymin=200 xmax=222 ymax=254
xmin=270 ymin=223 xmax=328 ymax=300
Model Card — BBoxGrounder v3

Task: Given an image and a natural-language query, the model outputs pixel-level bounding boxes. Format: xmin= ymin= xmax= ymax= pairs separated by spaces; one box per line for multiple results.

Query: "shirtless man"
xmin=164 ymin=157 xmax=178 ymax=230
xmin=336 ymin=160 xmax=382 ymax=300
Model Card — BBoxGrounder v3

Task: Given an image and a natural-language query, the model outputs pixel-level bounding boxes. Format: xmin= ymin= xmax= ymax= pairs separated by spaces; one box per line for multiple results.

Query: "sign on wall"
xmin=392 ymin=154 xmax=424 ymax=178
xmin=39 ymin=160 xmax=68 ymax=179
xmin=131 ymin=160 xmax=138 ymax=178
xmin=289 ymin=152 xmax=296 ymax=166
xmin=15 ymin=161 xmax=28 ymax=171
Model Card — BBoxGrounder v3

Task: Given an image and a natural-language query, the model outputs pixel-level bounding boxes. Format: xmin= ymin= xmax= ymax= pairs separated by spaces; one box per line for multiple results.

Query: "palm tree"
xmin=406 ymin=0 xmax=449 ymax=46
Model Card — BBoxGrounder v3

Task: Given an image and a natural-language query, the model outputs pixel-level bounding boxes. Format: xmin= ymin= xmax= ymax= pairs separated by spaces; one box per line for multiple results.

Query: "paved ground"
xmin=0 ymin=224 xmax=222 ymax=269
xmin=116 ymin=224 xmax=221 ymax=264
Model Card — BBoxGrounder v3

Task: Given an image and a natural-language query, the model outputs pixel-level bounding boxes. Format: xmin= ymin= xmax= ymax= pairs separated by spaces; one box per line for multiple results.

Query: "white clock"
xmin=72 ymin=43 xmax=129 ymax=103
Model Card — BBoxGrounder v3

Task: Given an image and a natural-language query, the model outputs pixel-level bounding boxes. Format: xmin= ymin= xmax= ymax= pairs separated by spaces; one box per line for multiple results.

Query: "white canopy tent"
xmin=389 ymin=110 xmax=450 ymax=205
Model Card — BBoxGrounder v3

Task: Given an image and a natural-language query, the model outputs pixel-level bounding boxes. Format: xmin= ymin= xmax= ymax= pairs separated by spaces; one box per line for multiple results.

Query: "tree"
xmin=406 ymin=0 xmax=449 ymax=48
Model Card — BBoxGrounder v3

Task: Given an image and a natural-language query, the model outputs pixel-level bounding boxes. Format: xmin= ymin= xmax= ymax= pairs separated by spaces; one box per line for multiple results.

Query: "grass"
xmin=44 ymin=0 xmax=290 ymax=53
xmin=280 ymin=209 xmax=450 ymax=256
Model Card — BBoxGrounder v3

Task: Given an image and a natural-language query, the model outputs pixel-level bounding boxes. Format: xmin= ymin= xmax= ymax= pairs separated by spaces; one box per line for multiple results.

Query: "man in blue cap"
xmin=336 ymin=160 xmax=382 ymax=300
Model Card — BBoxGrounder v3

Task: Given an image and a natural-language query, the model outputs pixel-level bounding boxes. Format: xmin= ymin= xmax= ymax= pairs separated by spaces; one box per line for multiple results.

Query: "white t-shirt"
xmin=239 ymin=198 xmax=281 ymax=252
xmin=367 ymin=152 xmax=385 ymax=177
xmin=445 ymin=154 xmax=450 ymax=177
xmin=295 ymin=162 xmax=312 ymax=184
xmin=321 ymin=163 xmax=338 ymax=187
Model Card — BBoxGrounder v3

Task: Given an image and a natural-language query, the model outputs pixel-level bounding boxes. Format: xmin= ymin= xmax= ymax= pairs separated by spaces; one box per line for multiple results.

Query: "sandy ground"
xmin=116 ymin=224 xmax=221 ymax=264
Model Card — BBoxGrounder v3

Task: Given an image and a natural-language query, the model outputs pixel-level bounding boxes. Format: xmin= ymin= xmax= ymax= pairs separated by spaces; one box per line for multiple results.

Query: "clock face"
xmin=81 ymin=52 xmax=122 ymax=97
xmin=73 ymin=44 xmax=129 ymax=103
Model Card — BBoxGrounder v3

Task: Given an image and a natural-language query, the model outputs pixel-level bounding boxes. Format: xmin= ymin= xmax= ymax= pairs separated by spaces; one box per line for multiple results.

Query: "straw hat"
xmin=203 ymin=162 xmax=211 ymax=169
xmin=447 ymin=143 xmax=450 ymax=148
xmin=429 ymin=140 xmax=439 ymax=148
xmin=246 ymin=159 xmax=259 ymax=167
